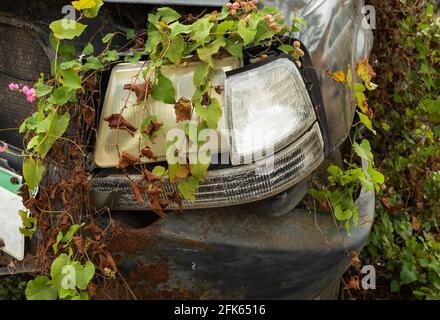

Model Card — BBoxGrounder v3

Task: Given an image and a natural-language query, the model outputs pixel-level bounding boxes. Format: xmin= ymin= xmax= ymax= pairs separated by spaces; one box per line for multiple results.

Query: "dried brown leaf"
xmin=130 ymin=180 xmax=145 ymax=204
xmin=83 ymin=105 xmax=95 ymax=129
xmin=139 ymin=145 xmax=158 ymax=161
xmin=104 ymin=113 xmax=137 ymax=137
xmin=168 ymin=191 xmax=183 ymax=212
xmin=117 ymin=151 xmax=139 ymax=169
xmin=124 ymin=80 xmax=152 ymax=103
xmin=143 ymin=120 xmax=163 ymax=141
xmin=174 ymin=98 xmax=192 ymax=122
xmin=141 ymin=169 xmax=161 ymax=183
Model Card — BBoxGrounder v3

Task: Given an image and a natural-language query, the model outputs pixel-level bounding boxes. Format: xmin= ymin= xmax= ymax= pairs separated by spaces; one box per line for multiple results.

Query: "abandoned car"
xmin=0 ymin=0 xmax=374 ymax=299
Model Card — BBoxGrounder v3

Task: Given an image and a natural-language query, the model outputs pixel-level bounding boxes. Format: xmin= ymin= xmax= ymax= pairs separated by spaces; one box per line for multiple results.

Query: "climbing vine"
xmin=308 ymin=60 xmax=384 ymax=233
xmin=3 ymin=0 xmax=310 ymax=300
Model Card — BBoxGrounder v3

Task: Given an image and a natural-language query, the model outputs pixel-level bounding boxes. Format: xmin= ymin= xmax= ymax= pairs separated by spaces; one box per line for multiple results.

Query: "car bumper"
xmin=101 ymin=177 xmax=374 ymax=300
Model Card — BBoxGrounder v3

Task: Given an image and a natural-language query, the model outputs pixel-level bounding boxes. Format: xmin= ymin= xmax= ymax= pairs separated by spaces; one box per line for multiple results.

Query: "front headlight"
xmin=225 ymin=57 xmax=316 ymax=164
xmin=93 ymin=54 xmax=326 ymax=209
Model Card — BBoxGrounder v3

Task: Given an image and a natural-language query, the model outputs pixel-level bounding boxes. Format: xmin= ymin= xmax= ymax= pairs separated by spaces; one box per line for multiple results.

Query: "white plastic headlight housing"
xmin=225 ymin=57 xmax=316 ymax=163
xmin=94 ymin=57 xmax=239 ymax=168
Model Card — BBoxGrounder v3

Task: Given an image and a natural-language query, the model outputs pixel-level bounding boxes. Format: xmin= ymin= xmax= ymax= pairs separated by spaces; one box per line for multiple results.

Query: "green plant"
xmin=309 ymin=60 xmax=384 ymax=233
xmin=25 ymin=224 xmax=95 ymax=300
xmin=310 ymin=139 xmax=384 ymax=233
xmin=0 ymin=275 xmax=28 ymax=300
xmin=361 ymin=1 xmax=440 ymax=300
xmin=6 ymin=0 xmax=311 ymax=300
xmin=15 ymin=0 xmax=306 ymax=211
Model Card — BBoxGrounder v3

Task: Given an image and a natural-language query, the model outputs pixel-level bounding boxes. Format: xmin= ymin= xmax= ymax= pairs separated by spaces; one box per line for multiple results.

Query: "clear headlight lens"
xmin=225 ymin=57 xmax=316 ymax=163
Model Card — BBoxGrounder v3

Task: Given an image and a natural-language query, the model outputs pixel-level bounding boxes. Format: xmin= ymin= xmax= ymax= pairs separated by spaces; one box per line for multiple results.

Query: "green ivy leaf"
xmin=197 ymin=37 xmax=226 ymax=67
xmin=390 ymin=280 xmax=401 ymax=293
xmin=354 ymin=139 xmax=374 ymax=163
xmin=64 ymin=224 xmax=83 ymax=244
xmin=26 ymin=136 xmax=42 ymax=151
xmin=254 ymin=20 xmax=274 ymax=43
xmin=71 ymin=291 xmax=90 ymax=300
xmin=58 ymin=69 xmax=82 ymax=89
xmin=178 ymin=176 xmax=200 ymax=201
xmin=25 ymin=276 xmax=57 ymax=300
xmin=72 ymin=0 xmax=96 ymax=11
xmin=72 ymin=260 xmax=95 ymax=290
xmin=334 ymin=205 xmax=353 ymax=221
xmin=193 ymin=63 xmax=210 ymax=88
xmin=145 ymin=31 xmax=161 ymax=55
xmin=357 ymin=111 xmax=376 ymax=135
xmin=216 ymin=20 xmax=235 ymax=34
xmin=278 ymin=44 xmax=294 ymax=54
xmin=102 ymin=33 xmax=115 ymax=44
xmin=84 ymin=0 xmax=103 ymax=18
xmin=23 ymin=157 xmax=45 ymax=191
xmin=50 ymin=20 xmax=87 ymax=40
xmin=218 ymin=5 xmax=230 ymax=20
xmin=168 ymin=163 xmax=189 ymax=183
xmin=50 ymin=254 xmax=69 ymax=283
xmin=53 ymin=231 xmax=64 ymax=254
xmin=169 ymin=22 xmax=193 ymax=38
xmin=126 ymin=28 xmax=136 ymax=40
xmin=59 ymin=60 xmax=82 ymax=70
xmin=49 ymin=86 xmax=77 ymax=106
xmin=103 ymin=50 xmax=120 ymax=62
xmin=152 ymin=166 xmax=166 ymax=177
xmin=191 ymin=17 xmax=214 ymax=45
xmin=190 ymin=162 xmax=210 ymax=182
xmin=400 ymin=264 xmax=419 ymax=285
xmin=368 ymin=167 xmax=385 ymax=191
xmin=157 ymin=7 xmax=181 ymax=24
xmin=165 ymin=34 xmax=185 ymax=64
xmin=36 ymin=111 xmax=71 ymax=158
xmin=84 ymin=56 xmax=103 ymax=70
xmin=261 ymin=6 xmax=279 ymax=15
xmin=194 ymin=98 xmax=222 ymax=130
xmin=35 ymin=83 xmax=53 ymax=97
xmin=237 ymin=19 xmax=256 ymax=46
xmin=249 ymin=12 xmax=265 ymax=30
xmin=124 ymin=51 xmax=143 ymax=64
xmin=19 ymin=210 xmax=37 ymax=238
xmin=225 ymin=38 xmax=243 ymax=59
xmin=152 ymin=72 xmax=176 ymax=104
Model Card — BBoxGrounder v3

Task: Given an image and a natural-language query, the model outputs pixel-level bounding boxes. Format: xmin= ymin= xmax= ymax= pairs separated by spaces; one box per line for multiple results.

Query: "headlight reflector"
xmin=225 ymin=57 xmax=316 ymax=163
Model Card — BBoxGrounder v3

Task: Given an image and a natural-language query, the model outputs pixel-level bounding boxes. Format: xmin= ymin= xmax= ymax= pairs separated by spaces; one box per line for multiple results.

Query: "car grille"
xmin=0 ymin=22 xmax=51 ymax=148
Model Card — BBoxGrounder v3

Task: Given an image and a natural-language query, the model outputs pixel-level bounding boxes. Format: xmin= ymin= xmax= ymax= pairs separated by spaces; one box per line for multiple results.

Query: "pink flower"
xmin=7 ymin=83 xmax=36 ymax=103
xmin=22 ymin=86 xmax=36 ymax=103
xmin=0 ymin=142 xmax=8 ymax=153
xmin=8 ymin=83 xmax=19 ymax=91
xmin=22 ymin=86 xmax=30 ymax=94
xmin=25 ymin=88 xmax=36 ymax=103
xmin=227 ymin=2 xmax=240 ymax=16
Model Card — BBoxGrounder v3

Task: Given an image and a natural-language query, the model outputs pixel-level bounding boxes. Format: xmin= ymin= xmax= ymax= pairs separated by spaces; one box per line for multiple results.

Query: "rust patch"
xmin=175 ymin=237 xmax=211 ymax=251
xmin=128 ymin=257 xmax=169 ymax=287
xmin=109 ymin=222 xmax=160 ymax=254
xmin=95 ymin=279 xmax=201 ymax=300
xmin=134 ymin=288 xmax=201 ymax=300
